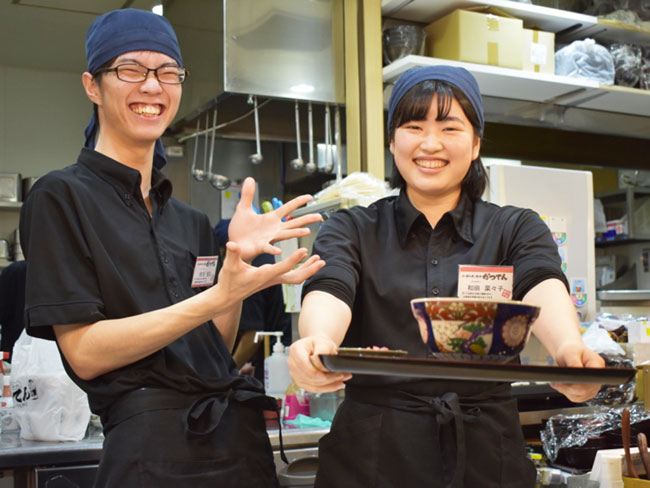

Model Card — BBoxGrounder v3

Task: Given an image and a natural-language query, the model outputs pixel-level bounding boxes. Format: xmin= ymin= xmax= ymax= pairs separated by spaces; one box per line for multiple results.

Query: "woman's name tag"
xmin=457 ymin=265 xmax=514 ymax=300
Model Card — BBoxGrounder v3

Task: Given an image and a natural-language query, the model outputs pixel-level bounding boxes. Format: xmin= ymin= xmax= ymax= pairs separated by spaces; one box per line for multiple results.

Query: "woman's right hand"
xmin=288 ymin=335 xmax=352 ymax=393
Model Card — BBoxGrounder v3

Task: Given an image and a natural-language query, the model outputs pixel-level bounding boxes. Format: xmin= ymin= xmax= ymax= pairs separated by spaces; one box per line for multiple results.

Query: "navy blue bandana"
xmin=387 ymin=65 xmax=484 ymax=137
xmin=83 ymin=9 xmax=183 ymax=169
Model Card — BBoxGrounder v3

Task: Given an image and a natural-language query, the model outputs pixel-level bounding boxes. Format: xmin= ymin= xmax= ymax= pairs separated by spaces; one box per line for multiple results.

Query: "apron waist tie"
xmin=346 ymin=386 xmax=482 ymax=488
xmin=102 ymin=387 xmax=289 ymax=464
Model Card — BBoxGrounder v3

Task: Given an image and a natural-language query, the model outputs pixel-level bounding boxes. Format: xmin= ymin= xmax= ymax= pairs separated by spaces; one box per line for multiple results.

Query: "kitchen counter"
xmin=0 ymin=423 xmax=328 ymax=470
xmin=0 ymin=427 xmax=103 ymax=470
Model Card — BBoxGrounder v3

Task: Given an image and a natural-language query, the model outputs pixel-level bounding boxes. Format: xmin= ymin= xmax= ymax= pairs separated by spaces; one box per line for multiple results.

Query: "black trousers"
xmin=315 ymin=384 xmax=536 ymax=488
xmin=94 ymin=401 xmax=279 ymax=488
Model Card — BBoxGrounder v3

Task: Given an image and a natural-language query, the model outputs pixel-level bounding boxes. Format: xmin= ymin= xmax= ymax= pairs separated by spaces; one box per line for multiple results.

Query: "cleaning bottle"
xmin=254 ymin=332 xmax=292 ymax=404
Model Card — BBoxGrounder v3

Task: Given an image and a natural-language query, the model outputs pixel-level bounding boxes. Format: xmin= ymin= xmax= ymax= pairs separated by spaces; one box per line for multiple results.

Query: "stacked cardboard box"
xmin=424 ymin=7 xmax=555 ymax=74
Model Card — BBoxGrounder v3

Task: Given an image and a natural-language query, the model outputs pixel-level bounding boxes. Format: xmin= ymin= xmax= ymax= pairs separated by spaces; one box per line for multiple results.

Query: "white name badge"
xmin=191 ymin=256 xmax=219 ymax=288
xmin=457 ymin=265 xmax=514 ymax=301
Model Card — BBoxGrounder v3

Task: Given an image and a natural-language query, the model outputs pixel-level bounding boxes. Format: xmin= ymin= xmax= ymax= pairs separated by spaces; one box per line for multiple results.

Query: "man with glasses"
xmin=19 ymin=9 xmax=324 ymax=487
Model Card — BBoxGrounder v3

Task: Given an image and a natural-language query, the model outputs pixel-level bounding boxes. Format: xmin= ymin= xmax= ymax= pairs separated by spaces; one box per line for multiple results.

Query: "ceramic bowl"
xmin=410 ymin=298 xmax=541 ymax=361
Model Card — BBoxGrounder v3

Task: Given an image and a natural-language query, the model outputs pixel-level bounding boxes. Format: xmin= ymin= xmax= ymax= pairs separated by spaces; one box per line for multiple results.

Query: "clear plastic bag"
xmin=555 ymin=38 xmax=616 ymax=84
xmin=542 ymin=405 xmax=650 ymax=462
xmin=10 ymin=330 xmax=91 ymax=441
xmin=310 ymin=172 xmax=392 ymax=207
xmin=609 ymin=43 xmax=643 ymax=86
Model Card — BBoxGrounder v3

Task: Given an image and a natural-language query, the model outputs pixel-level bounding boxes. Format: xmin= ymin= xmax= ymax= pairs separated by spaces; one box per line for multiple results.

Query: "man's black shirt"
xmin=20 ymin=148 xmax=260 ymax=418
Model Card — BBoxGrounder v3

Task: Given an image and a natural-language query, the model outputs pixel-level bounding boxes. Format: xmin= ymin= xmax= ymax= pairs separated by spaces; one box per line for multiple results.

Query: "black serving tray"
xmin=320 ymin=353 xmax=636 ymax=384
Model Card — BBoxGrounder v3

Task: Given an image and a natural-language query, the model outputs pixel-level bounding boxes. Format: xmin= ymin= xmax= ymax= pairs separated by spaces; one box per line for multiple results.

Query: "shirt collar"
xmin=395 ymin=189 xmax=476 ymax=247
xmin=77 ymin=147 xmax=172 ymax=206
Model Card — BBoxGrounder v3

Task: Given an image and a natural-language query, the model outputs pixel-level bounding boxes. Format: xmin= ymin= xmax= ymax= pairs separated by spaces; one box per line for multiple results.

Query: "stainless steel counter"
xmin=0 ymin=427 xmax=103 ymax=470
xmin=0 ymin=424 xmax=328 ymax=470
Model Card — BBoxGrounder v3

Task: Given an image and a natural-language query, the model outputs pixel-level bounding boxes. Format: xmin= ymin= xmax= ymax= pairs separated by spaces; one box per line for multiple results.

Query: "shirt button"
xmin=163 ymin=257 xmax=169 ymax=264
xmin=431 ymin=259 xmax=438 ymax=265
xmin=432 ymin=287 xmax=440 ymax=295
xmin=173 ymin=292 xmax=180 ymax=298
xmin=124 ymin=193 xmax=131 ymax=200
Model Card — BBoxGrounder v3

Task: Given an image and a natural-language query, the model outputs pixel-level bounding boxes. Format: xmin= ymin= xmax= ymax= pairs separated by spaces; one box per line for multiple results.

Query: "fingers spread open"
xmin=276 ymin=194 xmax=314 ymax=217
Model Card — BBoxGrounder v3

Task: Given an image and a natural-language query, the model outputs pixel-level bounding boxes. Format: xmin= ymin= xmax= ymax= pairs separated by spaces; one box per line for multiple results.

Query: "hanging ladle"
xmin=305 ymin=101 xmax=316 ymax=173
xmin=191 ymin=115 xmax=208 ymax=181
xmin=204 ymin=107 xmax=231 ymax=191
xmin=323 ymin=102 xmax=333 ymax=173
xmin=248 ymin=95 xmax=263 ymax=165
xmin=334 ymin=104 xmax=342 ymax=183
xmin=290 ymin=100 xmax=304 ymax=170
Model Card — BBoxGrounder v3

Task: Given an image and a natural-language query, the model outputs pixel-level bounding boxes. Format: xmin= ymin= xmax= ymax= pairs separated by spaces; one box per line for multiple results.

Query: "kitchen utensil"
xmin=190 ymin=118 xmax=206 ymax=182
xmin=623 ymin=407 xmax=639 ymax=478
xmin=305 ymin=101 xmax=316 ymax=173
xmin=638 ymin=432 xmax=650 ymax=478
xmin=206 ymin=108 xmax=218 ymax=176
xmin=248 ymin=95 xmax=263 ymax=165
xmin=290 ymin=100 xmax=304 ymax=170
xmin=323 ymin=103 xmax=333 ymax=173
xmin=334 ymin=104 xmax=342 ymax=182
xmin=320 ymin=353 xmax=637 ymax=384
xmin=209 ymin=173 xmax=231 ymax=191
xmin=410 ymin=298 xmax=540 ymax=361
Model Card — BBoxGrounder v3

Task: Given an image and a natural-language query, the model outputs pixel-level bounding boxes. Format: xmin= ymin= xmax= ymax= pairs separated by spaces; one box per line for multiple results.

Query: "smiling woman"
xmin=287 ymin=64 xmax=604 ymax=488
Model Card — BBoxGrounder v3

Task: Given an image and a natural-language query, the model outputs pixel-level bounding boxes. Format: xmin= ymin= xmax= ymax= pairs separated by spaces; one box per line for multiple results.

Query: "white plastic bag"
xmin=555 ymin=38 xmax=615 ymax=84
xmin=10 ymin=330 xmax=91 ymax=441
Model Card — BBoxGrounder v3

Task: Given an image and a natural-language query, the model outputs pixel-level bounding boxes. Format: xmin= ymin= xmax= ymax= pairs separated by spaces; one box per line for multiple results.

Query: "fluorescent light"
xmin=290 ymin=84 xmax=315 ymax=94
xmin=152 ymin=4 xmax=163 ymax=15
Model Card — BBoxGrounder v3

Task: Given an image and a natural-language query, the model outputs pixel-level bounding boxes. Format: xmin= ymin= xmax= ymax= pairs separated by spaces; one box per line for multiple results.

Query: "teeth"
xmin=132 ymin=105 xmax=161 ymax=116
xmin=415 ymin=159 xmax=446 ymax=169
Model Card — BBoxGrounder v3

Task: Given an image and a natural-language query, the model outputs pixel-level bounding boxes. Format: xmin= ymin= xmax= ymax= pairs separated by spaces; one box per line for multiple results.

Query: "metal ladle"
xmin=334 ymin=104 xmax=343 ymax=183
xmin=290 ymin=100 xmax=304 ymax=170
xmin=204 ymin=108 xmax=231 ymax=191
xmin=206 ymin=108 xmax=218 ymax=177
xmin=209 ymin=173 xmax=231 ymax=191
xmin=305 ymin=101 xmax=316 ymax=173
xmin=191 ymin=115 xmax=208 ymax=181
xmin=323 ymin=103 xmax=333 ymax=173
xmin=248 ymin=95 xmax=263 ymax=165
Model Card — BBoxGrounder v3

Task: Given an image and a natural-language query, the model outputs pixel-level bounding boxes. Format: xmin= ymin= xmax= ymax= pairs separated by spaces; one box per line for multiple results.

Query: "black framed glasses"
xmin=94 ymin=63 xmax=189 ymax=85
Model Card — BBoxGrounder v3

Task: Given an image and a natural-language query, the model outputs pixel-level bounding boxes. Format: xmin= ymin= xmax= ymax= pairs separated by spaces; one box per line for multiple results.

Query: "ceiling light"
xmin=152 ymin=4 xmax=163 ymax=16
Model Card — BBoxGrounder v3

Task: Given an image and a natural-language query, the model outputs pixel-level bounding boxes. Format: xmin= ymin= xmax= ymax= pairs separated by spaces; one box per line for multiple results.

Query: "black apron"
xmin=315 ymin=381 xmax=536 ymax=488
xmin=94 ymin=387 xmax=281 ymax=488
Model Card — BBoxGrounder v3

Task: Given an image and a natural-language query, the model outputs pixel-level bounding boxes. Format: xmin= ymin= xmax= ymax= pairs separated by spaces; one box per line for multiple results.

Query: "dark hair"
xmin=91 ymin=57 xmax=117 ymax=86
xmin=388 ymin=80 xmax=488 ymax=201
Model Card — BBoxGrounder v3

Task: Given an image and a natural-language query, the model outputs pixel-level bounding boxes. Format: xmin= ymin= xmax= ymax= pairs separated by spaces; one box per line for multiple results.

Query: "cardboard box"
xmin=425 ymin=8 xmax=524 ymax=69
xmin=523 ymin=28 xmax=555 ymax=74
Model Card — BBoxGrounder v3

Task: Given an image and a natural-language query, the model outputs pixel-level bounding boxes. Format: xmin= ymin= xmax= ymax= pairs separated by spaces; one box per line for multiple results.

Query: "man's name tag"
xmin=191 ymin=256 xmax=219 ymax=288
xmin=458 ymin=265 xmax=514 ymax=300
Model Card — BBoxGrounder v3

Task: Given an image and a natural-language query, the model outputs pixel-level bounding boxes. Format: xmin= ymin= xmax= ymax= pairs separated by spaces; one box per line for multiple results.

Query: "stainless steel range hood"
xmin=167 ymin=0 xmax=344 ymax=129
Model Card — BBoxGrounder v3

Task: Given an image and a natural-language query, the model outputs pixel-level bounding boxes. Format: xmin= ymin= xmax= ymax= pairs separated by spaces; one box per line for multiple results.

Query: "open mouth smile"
xmin=130 ymin=104 xmax=163 ymax=117
xmin=414 ymin=158 xmax=447 ymax=169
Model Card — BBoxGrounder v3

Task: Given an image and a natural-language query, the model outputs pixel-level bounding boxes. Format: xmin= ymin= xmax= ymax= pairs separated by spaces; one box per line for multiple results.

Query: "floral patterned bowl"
xmin=410 ymin=298 xmax=541 ymax=361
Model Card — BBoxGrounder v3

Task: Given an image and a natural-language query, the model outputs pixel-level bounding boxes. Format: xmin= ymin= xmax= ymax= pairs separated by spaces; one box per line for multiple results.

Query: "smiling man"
xmin=19 ymin=8 xmax=324 ymax=488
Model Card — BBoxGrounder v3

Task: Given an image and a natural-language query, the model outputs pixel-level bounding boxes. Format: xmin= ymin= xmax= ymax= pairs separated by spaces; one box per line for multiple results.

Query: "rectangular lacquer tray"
xmin=320 ymin=353 xmax=636 ymax=384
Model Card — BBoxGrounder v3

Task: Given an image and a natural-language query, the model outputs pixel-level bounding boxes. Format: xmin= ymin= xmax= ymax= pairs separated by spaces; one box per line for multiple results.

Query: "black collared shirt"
xmin=20 ymin=148 xmax=260 ymax=418
xmin=304 ymin=190 xmax=568 ymax=387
